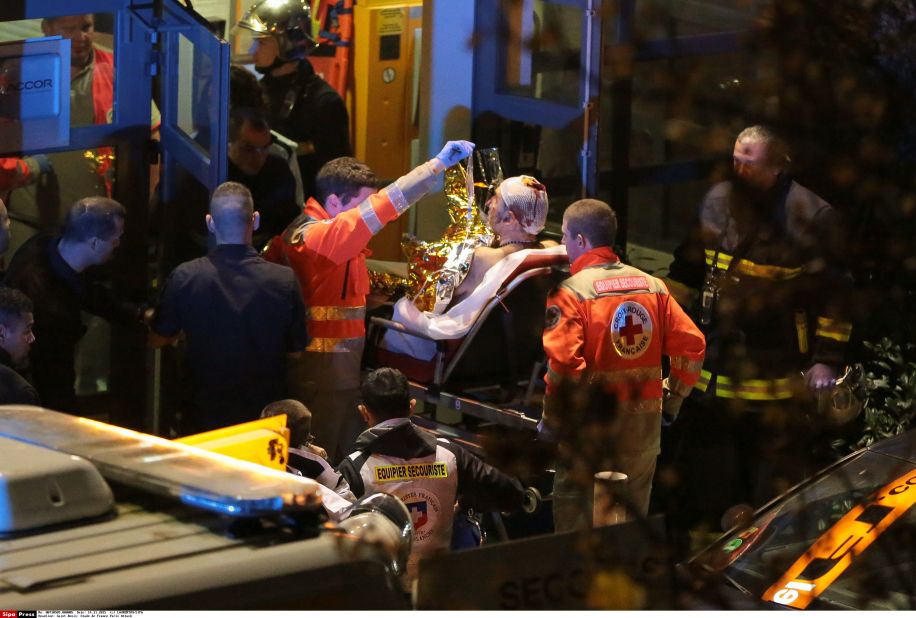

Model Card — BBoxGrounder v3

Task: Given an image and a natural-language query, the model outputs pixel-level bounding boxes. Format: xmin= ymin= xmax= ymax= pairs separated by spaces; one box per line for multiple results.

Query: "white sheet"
xmin=381 ymin=245 xmax=567 ymax=361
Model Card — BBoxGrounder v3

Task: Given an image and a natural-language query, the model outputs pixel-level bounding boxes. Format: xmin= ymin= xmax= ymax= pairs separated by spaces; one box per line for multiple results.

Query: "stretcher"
xmin=367 ymin=250 xmax=568 ymax=434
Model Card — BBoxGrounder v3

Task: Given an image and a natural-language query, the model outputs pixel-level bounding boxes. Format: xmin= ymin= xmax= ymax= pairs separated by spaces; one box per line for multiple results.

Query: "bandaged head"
xmin=497 ymin=175 xmax=548 ymax=235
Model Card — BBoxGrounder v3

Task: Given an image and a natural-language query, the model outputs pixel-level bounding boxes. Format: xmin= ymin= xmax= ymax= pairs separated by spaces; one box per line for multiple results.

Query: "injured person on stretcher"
xmin=380 ymin=175 xmax=563 ymax=361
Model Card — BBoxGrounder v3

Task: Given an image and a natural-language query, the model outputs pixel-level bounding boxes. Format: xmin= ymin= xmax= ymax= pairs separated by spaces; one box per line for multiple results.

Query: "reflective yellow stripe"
xmin=306 ymin=305 xmax=366 ymax=321
xmin=705 ymin=249 xmax=732 ymax=270
xmin=698 ymin=370 xmax=795 ymax=400
xmin=815 ymin=317 xmax=852 ymax=342
xmin=305 ymin=336 xmax=364 ymax=353
xmin=815 ymin=328 xmax=852 ymax=342
xmin=696 ymin=369 xmax=712 ymax=392
xmin=704 ymin=249 xmax=803 ymax=279
xmin=733 ymin=259 xmax=802 ymax=280
xmin=795 ymin=311 xmax=809 ymax=354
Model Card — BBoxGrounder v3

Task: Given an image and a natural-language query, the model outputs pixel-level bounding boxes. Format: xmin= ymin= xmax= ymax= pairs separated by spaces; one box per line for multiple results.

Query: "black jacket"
xmin=4 ymin=234 xmax=142 ymax=412
xmin=668 ymin=175 xmax=852 ymax=381
xmin=0 ymin=348 xmax=40 ymax=406
xmin=338 ymin=418 xmax=526 ymax=513
xmin=261 ymin=59 xmax=351 ymax=200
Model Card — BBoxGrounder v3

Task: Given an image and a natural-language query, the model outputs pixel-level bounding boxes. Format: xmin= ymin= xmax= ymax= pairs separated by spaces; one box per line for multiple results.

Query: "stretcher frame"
xmin=368 ymin=265 xmax=564 ymax=434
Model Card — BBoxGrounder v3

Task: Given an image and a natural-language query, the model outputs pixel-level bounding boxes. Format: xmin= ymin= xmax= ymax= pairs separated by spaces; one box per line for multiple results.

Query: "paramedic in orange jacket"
xmin=0 ymin=158 xmax=50 ymax=193
xmin=262 ymin=141 xmax=474 ymax=463
xmin=542 ymin=199 xmax=706 ymax=530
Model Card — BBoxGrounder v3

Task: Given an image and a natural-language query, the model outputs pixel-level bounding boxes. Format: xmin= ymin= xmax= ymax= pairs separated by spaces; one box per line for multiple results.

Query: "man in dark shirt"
xmin=0 ymin=287 xmax=39 ymax=405
xmin=235 ymin=0 xmax=351 ymax=200
xmin=5 ymin=197 xmax=144 ymax=412
xmin=227 ymin=108 xmax=300 ymax=252
xmin=150 ymin=182 xmax=307 ymax=435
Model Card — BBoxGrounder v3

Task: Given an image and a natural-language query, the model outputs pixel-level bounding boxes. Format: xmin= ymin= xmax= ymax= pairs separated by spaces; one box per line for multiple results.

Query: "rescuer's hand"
xmin=804 ymin=362 xmax=838 ymax=391
xmin=436 ymin=140 xmax=475 ymax=167
xmin=662 ymin=387 xmax=684 ymax=426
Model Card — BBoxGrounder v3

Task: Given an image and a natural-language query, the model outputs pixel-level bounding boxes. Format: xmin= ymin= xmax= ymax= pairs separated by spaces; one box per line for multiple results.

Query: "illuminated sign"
xmin=0 ymin=37 xmax=70 ymax=152
xmin=762 ymin=468 xmax=916 ymax=609
xmin=0 ymin=54 xmax=60 ymax=120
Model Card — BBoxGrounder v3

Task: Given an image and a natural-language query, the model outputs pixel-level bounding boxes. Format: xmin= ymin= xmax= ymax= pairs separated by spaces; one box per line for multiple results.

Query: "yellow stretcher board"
xmin=175 ymin=415 xmax=291 ymax=471
xmin=763 ymin=467 xmax=916 ymax=608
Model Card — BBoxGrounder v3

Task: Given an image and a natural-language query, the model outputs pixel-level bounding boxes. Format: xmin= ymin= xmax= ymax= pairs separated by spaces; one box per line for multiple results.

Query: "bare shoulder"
xmin=473 ymin=245 xmax=508 ymax=267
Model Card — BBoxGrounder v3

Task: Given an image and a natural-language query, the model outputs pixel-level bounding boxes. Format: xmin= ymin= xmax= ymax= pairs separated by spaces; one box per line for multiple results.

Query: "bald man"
xmin=150 ymin=182 xmax=307 ymax=434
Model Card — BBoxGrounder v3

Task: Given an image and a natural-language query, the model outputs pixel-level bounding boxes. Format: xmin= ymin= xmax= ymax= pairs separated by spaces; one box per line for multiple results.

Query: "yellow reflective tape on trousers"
xmin=763 ymin=468 xmax=916 ymax=609
xmin=704 ymin=249 xmax=802 ymax=280
xmin=815 ymin=317 xmax=852 ymax=342
xmin=696 ymin=370 xmax=794 ymax=400
xmin=305 ymin=336 xmax=364 ymax=353
xmin=306 ymin=305 xmax=367 ymax=321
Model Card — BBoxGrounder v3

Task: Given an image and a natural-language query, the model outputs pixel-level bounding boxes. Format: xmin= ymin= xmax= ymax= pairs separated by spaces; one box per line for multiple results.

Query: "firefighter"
xmin=262 ymin=141 xmax=474 ymax=463
xmin=666 ymin=125 xmax=854 ymax=510
xmin=234 ymin=0 xmax=350 ymax=201
xmin=542 ymin=199 xmax=706 ymax=531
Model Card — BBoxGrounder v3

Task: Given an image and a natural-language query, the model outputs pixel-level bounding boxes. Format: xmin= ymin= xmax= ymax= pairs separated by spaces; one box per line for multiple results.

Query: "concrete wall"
xmin=412 ymin=0 xmax=475 ymax=240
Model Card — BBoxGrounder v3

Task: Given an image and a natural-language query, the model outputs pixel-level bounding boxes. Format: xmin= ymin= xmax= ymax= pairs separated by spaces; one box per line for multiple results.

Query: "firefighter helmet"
xmin=234 ymin=0 xmax=317 ymax=61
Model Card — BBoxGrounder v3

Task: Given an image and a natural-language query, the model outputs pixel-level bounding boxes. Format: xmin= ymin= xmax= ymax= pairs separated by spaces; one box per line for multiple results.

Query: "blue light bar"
xmin=0 ymin=406 xmax=323 ymax=517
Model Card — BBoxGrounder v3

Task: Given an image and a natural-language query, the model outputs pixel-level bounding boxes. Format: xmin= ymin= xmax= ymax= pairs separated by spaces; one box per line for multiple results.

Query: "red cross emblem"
xmin=610 ymin=301 xmax=653 ymax=359
xmin=619 ymin=315 xmax=644 ymax=346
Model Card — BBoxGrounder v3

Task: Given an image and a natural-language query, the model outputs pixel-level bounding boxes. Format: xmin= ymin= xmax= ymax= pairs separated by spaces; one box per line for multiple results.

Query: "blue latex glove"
xmin=435 ymin=140 xmax=475 ymax=168
xmin=31 ymin=154 xmax=52 ymax=174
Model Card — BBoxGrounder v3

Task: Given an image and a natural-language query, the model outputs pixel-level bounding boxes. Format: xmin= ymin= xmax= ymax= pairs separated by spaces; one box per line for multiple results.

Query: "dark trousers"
xmin=657 ymin=394 xmax=830 ymax=545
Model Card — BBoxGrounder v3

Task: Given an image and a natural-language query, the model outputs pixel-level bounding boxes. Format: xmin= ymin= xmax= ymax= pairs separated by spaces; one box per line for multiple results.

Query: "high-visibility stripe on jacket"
xmin=694 ymin=369 xmax=796 ymax=400
xmin=543 ymin=246 xmax=705 ymax=454
xmin=262 ymin=158 xmax=446 ymax=352
xmin=692 ymin=177 xmax=853 ymax=391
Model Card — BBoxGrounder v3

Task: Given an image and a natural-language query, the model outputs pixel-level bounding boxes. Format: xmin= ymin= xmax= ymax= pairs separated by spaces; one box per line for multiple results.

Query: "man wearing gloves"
xmin=263 ymin=140 xmax=474 ymax=462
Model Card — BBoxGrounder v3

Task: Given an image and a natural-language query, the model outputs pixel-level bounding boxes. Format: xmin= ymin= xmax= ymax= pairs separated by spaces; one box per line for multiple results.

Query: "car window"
xmin=695 ymin=450 xmax=915 ymax=610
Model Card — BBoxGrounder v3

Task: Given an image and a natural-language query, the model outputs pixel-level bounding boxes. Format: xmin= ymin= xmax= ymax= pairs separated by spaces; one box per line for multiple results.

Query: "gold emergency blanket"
xmin=405 ymin=157 xmax=494 ymax=312
xmin=368 ymin=150 xmax=502 ymax=312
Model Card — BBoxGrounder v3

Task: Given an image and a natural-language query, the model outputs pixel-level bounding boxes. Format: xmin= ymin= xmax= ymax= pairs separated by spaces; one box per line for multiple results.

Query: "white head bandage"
xmin=499 ymin=175 xmax=548 ymax=235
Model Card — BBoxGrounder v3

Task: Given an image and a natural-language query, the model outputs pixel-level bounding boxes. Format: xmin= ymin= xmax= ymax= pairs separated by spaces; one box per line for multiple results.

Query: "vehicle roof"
xmin=863 ymin=428 xmax=916 ymax=463
xmin=0 ymin=406 xmax=322 ymax=518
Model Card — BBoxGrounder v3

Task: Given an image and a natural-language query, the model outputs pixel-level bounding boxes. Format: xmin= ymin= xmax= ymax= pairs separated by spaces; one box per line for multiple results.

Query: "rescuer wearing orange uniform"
xmin=263 ymin=141 xmax=474 ymax=463
xmin=0 ymin=158 xmax=50 ymax=193
xmin=542 ymin=199 xmax=706 ymax=530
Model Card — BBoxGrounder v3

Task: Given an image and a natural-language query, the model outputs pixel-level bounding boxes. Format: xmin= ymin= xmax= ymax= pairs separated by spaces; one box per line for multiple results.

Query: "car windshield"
xmin=694 ymin=447 xmax=916 ymax=610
